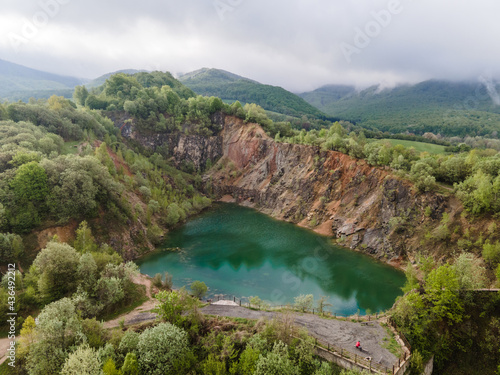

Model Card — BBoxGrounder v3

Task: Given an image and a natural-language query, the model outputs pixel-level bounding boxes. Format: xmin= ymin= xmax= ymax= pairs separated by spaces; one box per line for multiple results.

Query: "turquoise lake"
xmin=137 ymin=203 xmax=405 ymax=315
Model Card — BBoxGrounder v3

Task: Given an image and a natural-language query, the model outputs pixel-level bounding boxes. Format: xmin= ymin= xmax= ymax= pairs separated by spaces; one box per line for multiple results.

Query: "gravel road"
xmin=201 ymin=304 xmax=398 ymax=368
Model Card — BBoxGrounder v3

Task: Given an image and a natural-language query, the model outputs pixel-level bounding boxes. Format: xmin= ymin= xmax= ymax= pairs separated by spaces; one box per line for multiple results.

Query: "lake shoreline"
xmin=136 ymin=202 xmax=406 ymax=315
xmin=218 ymin=196 xmax=407 ymax=273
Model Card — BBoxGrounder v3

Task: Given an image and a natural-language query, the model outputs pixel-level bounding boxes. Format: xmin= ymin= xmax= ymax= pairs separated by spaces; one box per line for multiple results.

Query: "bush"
xmin=190 ymin=280 xmax=208 ymax=299
xmin=118 ymin=330 xmax=140 ymax=357
xmin=294 ymin=294 xmax=314 ymax=312
xmin=254 ymin=341 xmax=300 ymax=375
xmin=483 ymin=241 xmax=500 ymax=266
xmin=137 ymin=322 xmax=191 ymax=375
xmin=122 ymin=352 xmax=140 ymax=375
xmin=61 ymin=345 xmax=102 ymax=375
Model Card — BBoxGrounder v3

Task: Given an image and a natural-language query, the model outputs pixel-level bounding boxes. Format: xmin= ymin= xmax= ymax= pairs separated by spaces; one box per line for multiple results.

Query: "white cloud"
xmin=1 ymin=0 xmax=500 ymax=90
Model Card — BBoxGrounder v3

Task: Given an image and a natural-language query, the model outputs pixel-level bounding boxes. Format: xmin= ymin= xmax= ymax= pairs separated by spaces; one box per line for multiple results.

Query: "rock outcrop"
xmin=119 ymin=114 xmax=463 ymax=264
xmin=206 ymin=117 xmax=452 ymax=264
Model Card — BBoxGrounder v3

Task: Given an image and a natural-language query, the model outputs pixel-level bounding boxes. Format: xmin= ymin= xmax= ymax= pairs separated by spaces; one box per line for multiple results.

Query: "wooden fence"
xmin=210 ymin=295 xmax=412 ymax=374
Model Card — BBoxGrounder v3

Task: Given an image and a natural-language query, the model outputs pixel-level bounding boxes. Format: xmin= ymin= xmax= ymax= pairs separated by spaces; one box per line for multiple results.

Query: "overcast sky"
xmin=1 ymin=0 xmax=499 ymax=92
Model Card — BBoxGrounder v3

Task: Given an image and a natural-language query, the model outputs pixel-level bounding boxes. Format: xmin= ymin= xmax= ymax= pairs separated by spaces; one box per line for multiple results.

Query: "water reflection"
xmin=137 ymin=203 xmax=405 ymax=315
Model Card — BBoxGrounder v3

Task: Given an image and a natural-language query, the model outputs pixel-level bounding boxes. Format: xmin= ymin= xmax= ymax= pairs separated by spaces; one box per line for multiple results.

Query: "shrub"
xmin=254 ymin=341 xmax=300 ymax=375
xmin=61 ymin=345 xmax=102 ymax=375
xmin=294 ymin=294 xmax=314 ymax=312
xmin=137 ymin=322 xmax=191 ymax=375
xmin=190 ymin=280 xmax=208 ymax=299
xmin=483 ymin=241 xmax=500 ymax=266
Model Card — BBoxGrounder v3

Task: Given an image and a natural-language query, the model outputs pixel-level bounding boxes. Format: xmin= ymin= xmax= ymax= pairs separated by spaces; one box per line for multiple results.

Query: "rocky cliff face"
xmin=117 ymin=112 xmax=224 ymax=171
xmin=206 ymin=117 xmax=456 ymax=265
xmin=119 ymin=114 xmax=466 ymax=265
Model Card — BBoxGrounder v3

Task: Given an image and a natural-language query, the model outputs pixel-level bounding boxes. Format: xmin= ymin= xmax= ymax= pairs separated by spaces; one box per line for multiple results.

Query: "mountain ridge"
xmin=178 ymin=67 xmax=330 ymax=119
xmin=0 ymin=59 xmax=87 ymax=100
xmin=299 ymin=79 xmax=500 ymax=136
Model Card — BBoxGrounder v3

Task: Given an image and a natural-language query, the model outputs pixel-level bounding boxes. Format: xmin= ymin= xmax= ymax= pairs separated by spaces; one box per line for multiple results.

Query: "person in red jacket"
xmin=355 ymin=341 xmax=361 ymax=350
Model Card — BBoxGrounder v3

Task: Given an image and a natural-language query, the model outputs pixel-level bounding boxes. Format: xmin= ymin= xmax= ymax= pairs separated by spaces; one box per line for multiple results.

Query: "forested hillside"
xmin=0 ymin=59 xmax=84 ymax=101
xmin=179 ymin=68 xmax=329 ymax=119
xmin=300 ymin=80 xmax=500 ymax=137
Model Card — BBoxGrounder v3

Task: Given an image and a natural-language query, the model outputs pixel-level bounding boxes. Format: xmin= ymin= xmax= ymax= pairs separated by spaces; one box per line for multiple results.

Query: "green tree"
xmin=137 ymin=322 xmax=191 ymax=375
xmin=410 ymin=161 xmax=436 ymax=192
xmin=424 ymin=264 xmax=463 ymax=323
xmin=316 ymin=296 xmax=332 ymax=314
xmin=249 ymin=296 xmax=262 ymax=309
xmin=121 ymin=353 xmax=139 ymax=375
xmin=453 ymin=252 xmax=486 ymax=289
xmin=229 ymin=346 xmax=260 ymax=375
xmin=74 ymin=221 xmax=98 ymax=253
xmin=483 ymin=241 xmax=500 ymax=267
xmin=118 ymin=330 xmax=140 ymax=358
xmin=313 ymin=362 xmax=334 ymax=375
xmin=254 ymin=341 xmax=300 ymax=375
xmin=78 ymin=252 xmax=98 ymax=293
xmin=190 ymin=280 xmax=208 ymax=299
xmin=402 ymin=263 xmax=420 ymax=293
xmin=103 ymin=357 xmax=121 ymax=375
xmin=0 ymin=232 xmax=24 ymax=262
xmin=165 ymin=203 xmax=184 ymax=226
xmin=10 ymin=161 xmax=48 ymax=204
xmin=456 ymin=170 xmax=497 ymax=214
xmin=153 ymin=290 xmax=197 ymax=325
xmin=73 ymin=85 xmax=89 ymax=106
xmin=27 ymin=298 xmax=82 ymax=375
xmin=496 ymin=264 xmax=500 ymax=288
xmin=202 ymin=354 xmax=227 ymax=375
xmin=32 ymin=242 xmax=80 ymax=300
xmin=294 ymin=294 xmax=314 ymax=312
xmin=61 ymin=345 xmax=102 ymax=375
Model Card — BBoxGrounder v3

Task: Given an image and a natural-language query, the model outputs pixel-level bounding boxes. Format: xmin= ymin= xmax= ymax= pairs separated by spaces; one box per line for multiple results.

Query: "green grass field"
xmin=61 ymin=141 xmax=81 ymax=155
xmin=380 ymin=139 xmax=447 ymax=154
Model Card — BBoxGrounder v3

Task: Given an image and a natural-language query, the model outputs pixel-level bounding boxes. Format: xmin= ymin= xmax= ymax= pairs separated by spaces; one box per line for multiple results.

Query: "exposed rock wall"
xmin=118 ymin=114 xmax=460 ymax=264
xmin=116 ymin=112 xmax=224 ymax=171
xmin=207 ymin=117 xmax=451 ymax=264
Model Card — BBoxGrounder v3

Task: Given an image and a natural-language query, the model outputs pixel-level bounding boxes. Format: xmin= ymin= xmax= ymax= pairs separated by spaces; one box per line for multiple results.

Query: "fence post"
xmin=355 ymin=354 xmax=357 ymax=363
xmin=239 ymin=299 xmax=241 ymax=306
xmin=341 ymin=348 xmax=343 ymax=357
xmin=369 ymin=360 xmax=371 ymax=372
xmin=327 ymin=343 xmax=329 ymax=351
xmin=233 ymin=296 xmax=235 ymax=302
xmin=392 ymin=365 xmax=394 ymax=374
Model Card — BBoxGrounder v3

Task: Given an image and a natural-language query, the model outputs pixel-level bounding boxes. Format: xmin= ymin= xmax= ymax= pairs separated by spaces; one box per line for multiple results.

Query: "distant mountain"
xmin=179 ymin=68 xmax=329 ymax=119
xmin=299 ymin=80 xmax=500 ymax=137
xmin=85 ymin=69 xmax=146 ymax=89
xmin=0 ymin=59 xmax=86 ymax=100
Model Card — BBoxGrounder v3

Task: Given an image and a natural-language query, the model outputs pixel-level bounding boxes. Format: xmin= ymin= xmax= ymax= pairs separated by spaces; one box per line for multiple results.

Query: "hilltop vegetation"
xmin=300 ymin=80 xmax=500 ymax=138
xmin=179 ymin=68 xmax=329 ymax=119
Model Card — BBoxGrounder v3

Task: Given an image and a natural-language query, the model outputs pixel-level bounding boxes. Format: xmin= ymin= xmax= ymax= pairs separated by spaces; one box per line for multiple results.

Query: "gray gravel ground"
xmin=201 ymin=304 xmax=398 ymax=368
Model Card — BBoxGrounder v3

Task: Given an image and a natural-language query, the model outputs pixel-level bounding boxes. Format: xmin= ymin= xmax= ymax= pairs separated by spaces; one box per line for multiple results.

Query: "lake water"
xmin=137 ymin=203 xmax=405 ymax=315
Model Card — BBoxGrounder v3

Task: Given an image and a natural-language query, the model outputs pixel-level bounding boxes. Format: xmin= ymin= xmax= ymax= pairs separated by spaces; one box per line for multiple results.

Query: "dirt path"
xmin=104 ymin=274 xmax=158 ymax=329
xmin=201 ymin=304 xmax=399 ymax=368
xmin=0 ymin=337 xmax=11 ymax=365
